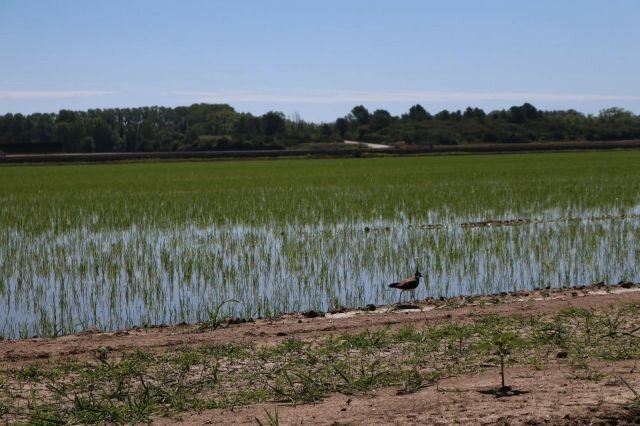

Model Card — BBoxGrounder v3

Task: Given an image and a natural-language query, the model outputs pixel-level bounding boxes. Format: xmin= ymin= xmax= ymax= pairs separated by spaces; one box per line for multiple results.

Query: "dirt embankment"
xmin=2 ymin=140 xmax=640 ymax=164
xmin=2 ymin=284 xmax=640 ymax=424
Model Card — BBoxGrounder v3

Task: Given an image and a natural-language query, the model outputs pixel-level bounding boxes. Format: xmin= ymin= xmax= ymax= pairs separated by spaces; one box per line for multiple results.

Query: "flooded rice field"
xmin=1 ymin=152 xmax=639 ymax=338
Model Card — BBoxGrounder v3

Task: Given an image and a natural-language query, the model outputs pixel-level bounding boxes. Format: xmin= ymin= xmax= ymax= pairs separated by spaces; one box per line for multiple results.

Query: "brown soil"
xmin=159 ymin=361 xmax=639 ymax=425
xmin=2 ymin=284 xmax=640 ymax=424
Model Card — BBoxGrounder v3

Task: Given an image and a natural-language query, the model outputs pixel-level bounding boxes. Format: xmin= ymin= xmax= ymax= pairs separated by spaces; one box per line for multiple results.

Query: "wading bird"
xmin=389 ymin=269 xmax=423 ymax=303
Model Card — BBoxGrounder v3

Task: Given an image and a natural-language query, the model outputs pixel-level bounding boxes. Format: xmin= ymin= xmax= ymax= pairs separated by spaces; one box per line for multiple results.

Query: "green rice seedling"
xmin=533 ymin=317 xmax=570 ymax=349
xmin=26 ymin=404 xmax=68 ymax=425
xmin=268 ymin=363 xmax=327 ymax=404
xmin=200 ymin=299 xmax=239 ymax=330
xmin=396 ymin=366 xmax=432 ymax=395
xmin=331 ymin=357 xmax=389 ymax=394
xmin=392 ymin=325 xmax=423 ymax=343
xmin=10 ymin=365 xmax=47 ymax=382
xmin=438 ymin=323 xmax=476 ymax=356
xmin=0 ymin=400 xmax=10 ymax=418
xmin=618 ymin=375 xmax=640 ymax=411
xmin=339 ymin=328 xmax=390 ymax=350
xmin=572 ymin=366 xmax=607 ymax=383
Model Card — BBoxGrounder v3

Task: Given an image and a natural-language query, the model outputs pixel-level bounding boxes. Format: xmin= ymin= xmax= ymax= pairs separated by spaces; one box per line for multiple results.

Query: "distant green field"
xmin=1 ymin=151 xmax=639 ymax=338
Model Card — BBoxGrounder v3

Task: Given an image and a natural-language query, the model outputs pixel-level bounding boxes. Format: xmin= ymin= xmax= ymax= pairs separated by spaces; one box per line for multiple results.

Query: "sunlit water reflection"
xmin=1 ymin=208 xmax=639 ymax=338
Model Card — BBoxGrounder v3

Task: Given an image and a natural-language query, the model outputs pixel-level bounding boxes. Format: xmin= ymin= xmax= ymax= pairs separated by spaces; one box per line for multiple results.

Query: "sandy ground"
xmin=2 ymin=284 xmax=640 ymax=424
xmin=159 ymin=360 xmax=639 ymax=425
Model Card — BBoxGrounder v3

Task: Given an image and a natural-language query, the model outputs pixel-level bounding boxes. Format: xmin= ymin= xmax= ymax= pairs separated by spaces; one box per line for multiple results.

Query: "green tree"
xmin=509 ymin=103 xmax=539 ymax=123
xmin=54 ymin=120 xmax=85 ymax=152
xmin=350 ymin=105 xmax=370 ymax=125
xmin=463 ymin=107 xmax=486 ymax=121
xmin=434 ymin=110 xmax=451 ymax=120
xmin=234 ymin=114 xmax=260 ymax=135
xmin=598 ymin=107 xmax=634 ymax=120
xmin=406 ymin=104 xmax=430 ymax=121
xmin=335 ymin=118 xmax=348 ymax=138
xmin=81 ymin=135 xmax=95 ymax=152
xmin=370 ymin=109 xmax=393 ymax=131
xmin=261 ymin=111 xmax=286 ymax=136
xmin=91 ymin=118 xmax=120 ymax=152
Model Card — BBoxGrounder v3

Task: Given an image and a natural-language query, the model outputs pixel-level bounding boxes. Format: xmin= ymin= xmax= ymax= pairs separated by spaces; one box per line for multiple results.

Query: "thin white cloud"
xmin=0 ymin=90 xmax=115 ymax=99
xmin=172 ymin=90 xmax=640 ymax=104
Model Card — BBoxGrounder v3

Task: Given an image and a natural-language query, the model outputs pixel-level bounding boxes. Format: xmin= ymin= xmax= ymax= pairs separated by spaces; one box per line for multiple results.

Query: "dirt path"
xmin=343 ymin=140 xmax=392 ymax=149
xmin=1 ymin=285 xmax=639 ymax=364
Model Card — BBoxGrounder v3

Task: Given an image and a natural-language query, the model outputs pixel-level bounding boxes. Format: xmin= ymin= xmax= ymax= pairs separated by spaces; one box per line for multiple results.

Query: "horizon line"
xmin=1 ymin=89 xmax=640 ymax=103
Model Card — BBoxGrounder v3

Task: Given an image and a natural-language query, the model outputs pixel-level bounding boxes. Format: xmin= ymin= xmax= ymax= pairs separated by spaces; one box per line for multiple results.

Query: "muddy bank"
xmin=1 ymin=282 xmax=638 ymax=364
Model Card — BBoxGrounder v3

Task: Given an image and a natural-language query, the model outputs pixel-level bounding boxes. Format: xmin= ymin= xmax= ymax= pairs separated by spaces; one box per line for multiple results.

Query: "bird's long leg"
xmin=398 ymin=290 xmax=402 ymax=304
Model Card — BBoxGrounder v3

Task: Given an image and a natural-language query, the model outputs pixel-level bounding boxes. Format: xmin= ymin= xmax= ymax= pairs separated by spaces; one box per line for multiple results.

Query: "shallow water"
xmin=2 ymin=208 xmax=639 ymax=339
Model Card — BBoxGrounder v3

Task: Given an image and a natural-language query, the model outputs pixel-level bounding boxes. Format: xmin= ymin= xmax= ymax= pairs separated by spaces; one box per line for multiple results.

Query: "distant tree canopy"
xmin=0 ymin=102 xmax=639 ymax=153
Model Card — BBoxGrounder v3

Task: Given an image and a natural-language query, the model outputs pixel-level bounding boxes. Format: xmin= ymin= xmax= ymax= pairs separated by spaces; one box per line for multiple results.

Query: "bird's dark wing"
xmin=393 ymin=277 xmax=419 ymax=290
xmin=399 ymin=275 xmax=415 ymax=285
xmin=390 ymin=274 xmax=418 ymax=288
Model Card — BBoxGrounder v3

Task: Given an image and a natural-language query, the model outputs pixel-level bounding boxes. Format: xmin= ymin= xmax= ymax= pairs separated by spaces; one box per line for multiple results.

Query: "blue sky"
xmin=1 ymin=0 xmax=639 ymax=122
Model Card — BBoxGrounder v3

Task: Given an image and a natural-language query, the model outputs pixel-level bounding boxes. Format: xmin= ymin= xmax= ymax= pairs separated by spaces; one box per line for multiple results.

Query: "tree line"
xmin=1 ymin=103 xmax=639 ymax=153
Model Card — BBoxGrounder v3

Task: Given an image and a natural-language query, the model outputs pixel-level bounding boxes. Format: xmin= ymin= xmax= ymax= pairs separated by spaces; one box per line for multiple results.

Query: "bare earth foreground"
xmin=2 ymin=285 xmax=640 ymax=425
